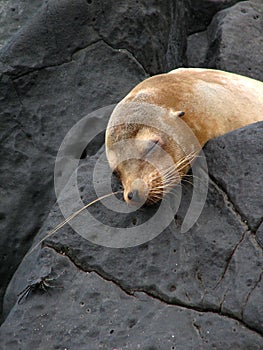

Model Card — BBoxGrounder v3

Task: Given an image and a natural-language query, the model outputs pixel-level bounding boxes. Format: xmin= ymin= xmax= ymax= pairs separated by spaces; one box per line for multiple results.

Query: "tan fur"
xmin=105 ymin=68 xmax=263 ymax=205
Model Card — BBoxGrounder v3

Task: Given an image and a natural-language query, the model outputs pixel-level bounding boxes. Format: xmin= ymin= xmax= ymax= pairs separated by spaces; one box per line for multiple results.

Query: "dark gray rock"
xmin=0 ymin=0 xmax=191 ymax=321
xmin=1 ymin=0 xmax=263 ymax=347
xmin=202 ymin=231 xmax=262 ymax=331
xmin=188 ymin=0 xmax=243 ymax=34
xmin=204 ymin=122 xmax=263 ymax=230
xmin=187 ymin=31 xmax=209 ymax=67
xmin=187 ymin=1 xmax=263 ymax=78
xmin=255 ymin=222 xmax=263 ymax=249
xmin=3 ymin=123 xmax=262 ymax=346
xmin=0 ymin=39 xmax=147 ymax=322
xmin=1 ymin=247 xmax=262 ymax=349
xmin=206 ymin=1 xmax=263 ymax=80
xmin=0 ymin=0 xmax=43 ymax=49
xmin=243 ymin=264 xmax=263 ymax=334
xmin=0 ymin=0 xmax=188 ymax=77
xmin=11 ymin=41 xmax=147 ymax=154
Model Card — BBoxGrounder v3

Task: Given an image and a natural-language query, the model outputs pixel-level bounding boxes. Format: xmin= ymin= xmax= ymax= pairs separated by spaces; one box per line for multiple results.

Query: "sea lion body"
xmin=105 ymin=68 xmax=263 ymax=205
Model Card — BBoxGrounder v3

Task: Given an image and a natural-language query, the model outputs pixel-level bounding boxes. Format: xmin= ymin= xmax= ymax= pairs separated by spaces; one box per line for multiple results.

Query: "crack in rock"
xmin=46 ymin=244 xmax=263 ymax=337
xmin=193 ymin=321 xmax=203 ymax=341
xmin=219 ymin=288 xmax=230 ymax=312
xmin=9 ymin=78 xmax=40 ymax=148
xmin=241 ymin=272 xmax=262 ymax=320
xmin=5 ymin=38 xmax=148 ymax=80
xmin=209 ymin=174 xmax=249 ymax=229
xmin=214 ymin=229 xmax=247 ymax=289
xmin=9 ymin=78 xmax=36 ymax=144
xmin=45 ymin=244 xmax=136 ymax=299
xmin=99 ymin=36 xmax=148 ymax=76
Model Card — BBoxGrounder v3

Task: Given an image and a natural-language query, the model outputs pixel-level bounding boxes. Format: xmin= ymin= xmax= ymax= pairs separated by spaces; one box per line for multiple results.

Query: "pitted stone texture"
xmin=187 ymin=2 xmax=263 ymax=79
xmin=187 ymin=30 xmax=209 ymax=67
xmin=0 ymin=40 xmax=147 ymax=322
xmin=1 ymin=248 xmax=262 ymax=350
xmin=204 ymin=122 xmax=263 ymax=230
xmin=0 ymin=0 xmax=43 ymax=49
xmin=0 ymin=0 xmax=188 ymax=320
xmin=255 ymin=222 xmax=263 ymax=249
xmin=188 ymin=0 xmax=242 ymax=34
xmin=202 ymin=232 xmax=262 ymax=332
xmin=4 ymin=123 xmax=262 ymax=340
xmin=11 ymin=41 xmax=146 ymax=154
xmin=206 ymin=1 xmax=263 ymax=80
xmin=1 ymin=0 xmax=263 ymax=345
xmin=0 ymin=0 xmax=188 ymax=77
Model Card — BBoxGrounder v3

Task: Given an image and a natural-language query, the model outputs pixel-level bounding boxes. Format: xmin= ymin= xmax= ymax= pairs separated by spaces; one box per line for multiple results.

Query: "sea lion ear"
xmin=177 ymin=111 xmax=185 ymax=117
xmin=171 ymin=110 xmax=185 ymax=118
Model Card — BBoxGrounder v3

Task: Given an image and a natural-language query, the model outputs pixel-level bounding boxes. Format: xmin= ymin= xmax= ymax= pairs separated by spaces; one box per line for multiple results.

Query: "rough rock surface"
xmin=0 ymin=0 xmax=188 ymax=77
xmin=0 ymin=39 xmax=147 ymax=323
xmin=0 ymin=0 xmax=43 ymax=49
xmin=2 ymin=121 xmax=263 ymax=348
xmin=0 ymin=0 xmax=190 ymax=311
xmin=187 ymin=0 xmax=243 ymax=34
xmin=1 ymin=247 xmax=262 ymax=349
xmin=0 ymin=0 xmax=262 ymax=348
xmin=187 ymin=1 xmax=263 ymax=80
xmin=205 ymin=122 xmax=263 ymax=230
xmin=206 ymin=1 xmax=263 ymax=80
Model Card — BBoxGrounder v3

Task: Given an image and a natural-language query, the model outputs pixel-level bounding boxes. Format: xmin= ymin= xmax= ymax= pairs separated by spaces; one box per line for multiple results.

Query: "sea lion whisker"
xmin=152 ymin=182 xmax=177 ymax=190
xmin=175 ymin=163 xmax=191 ymax=174
xmin=182 ymin=174 xmax=209 ymax=187
xmin=162 ymin=173 xmax=181 ymax=184
xmin=181 ymin=178 xmax=196 ymax=187
xmin=158 ymin=167 xmax=178 ymax=179
xmin=147 ymin=194 xmax=162 ymax=204
xmin=157 ymin=177 xmax=176 ymax=186
xmin=149 ymin=195 xmax=163 ymax=203
xmin=174 ymin=159 xmax=191 ymax=171
xmin=175 ymin=151 xmax=198 ymax=166
xmin=162 ymin=172 xmax=179 ymax=181
xmin=150 ymin=193 xmax=163 ymax=199
xmin=161 ymin=170 xmax=177 ymax=180
xmin=26 ymin=191 xmax=123 ymax=258
xmin=148 ymin=188 xmax=164 ymax=196
xmin=148 ymin=189 xmax=163 ymax=195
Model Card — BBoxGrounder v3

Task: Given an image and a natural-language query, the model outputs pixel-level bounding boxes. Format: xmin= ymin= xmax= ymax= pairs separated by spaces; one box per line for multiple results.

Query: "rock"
xmin=3 ymin=123 xmax=262 ymax=344
xmin=206 ymin=1 xmax=263 ymax=80
xmin=0 ymin=0 xmax=191 ymax=321
xmin=187 ymin=31 xmax=209 ymax=67
xmin=204 ymin=122 xmax=263 ymax=230
xmin=187 ymin=0 xmax=242 ymax=34
xmin=1 ymin=247 xmax=262 ymax=349
xmin=0 ymin=0 xmax=43 ymax=49
xmin=0 ymin=0 xmax=262 ymax=346
xmin=0 ymin=39 xmax=147 ymax=322
xmin=242 ymin=265 xmax=263 ymax=334
xmin=255 ymin=222 xmax=263 ymax=249
xmin=187 ymin=1 xmax=263 ymax=79
xmin=0 ymin=0 xmax=192 ymax=326
xmin=0 ymin=0 xmax=188 ymax=77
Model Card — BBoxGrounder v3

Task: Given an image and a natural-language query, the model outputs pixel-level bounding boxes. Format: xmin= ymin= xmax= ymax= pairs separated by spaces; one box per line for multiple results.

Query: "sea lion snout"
xmin=124 ymin=178 xmax=149 ymax=206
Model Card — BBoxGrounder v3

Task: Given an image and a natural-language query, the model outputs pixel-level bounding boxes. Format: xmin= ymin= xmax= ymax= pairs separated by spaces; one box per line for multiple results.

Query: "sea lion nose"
xmin=127 ymin=191 xmax=133 ymax=200
xmin=127 ymin=190 xmax=139 ymax=201
xmin=125 ymin=179 xmax=149 ymax=205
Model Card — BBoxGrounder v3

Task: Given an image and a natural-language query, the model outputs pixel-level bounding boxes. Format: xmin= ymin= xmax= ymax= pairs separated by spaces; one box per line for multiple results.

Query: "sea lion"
xmin=105 ymin=68 xmax=263 ymax=206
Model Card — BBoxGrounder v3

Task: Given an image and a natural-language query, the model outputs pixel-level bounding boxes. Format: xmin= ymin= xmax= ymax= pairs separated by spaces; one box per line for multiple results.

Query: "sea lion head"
xmin=105 ymin=102 xmax=197 ymax=206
